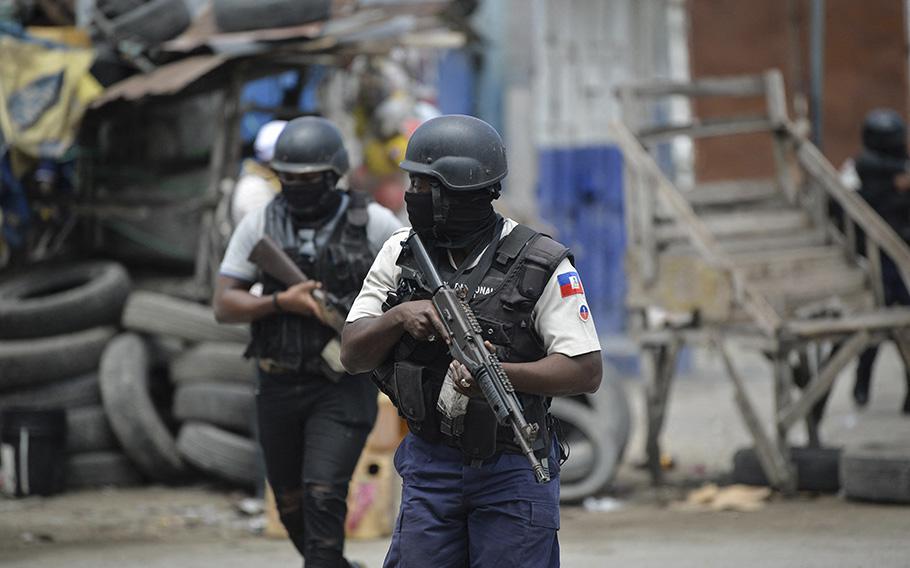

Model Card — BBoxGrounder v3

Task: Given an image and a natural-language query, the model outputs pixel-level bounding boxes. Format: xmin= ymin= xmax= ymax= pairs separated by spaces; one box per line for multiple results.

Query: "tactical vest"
xmin=245 ymin=192 xmax=374 ymax=373
xmin=374 ymin=224 xmax=571 ymax=461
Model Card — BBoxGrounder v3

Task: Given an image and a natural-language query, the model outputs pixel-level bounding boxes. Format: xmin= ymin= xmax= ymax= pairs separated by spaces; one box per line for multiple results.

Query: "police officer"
xmin=340 ymin=114 xmax=602 ymax=567
xmin=213 ymin=116 xmax=402 ymax=567
xmin=853 ymin=109 xmax=910 ymax=413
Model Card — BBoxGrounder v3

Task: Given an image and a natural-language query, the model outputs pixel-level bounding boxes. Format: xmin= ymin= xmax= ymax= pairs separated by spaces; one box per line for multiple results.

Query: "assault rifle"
xmin=247 ymin=236 xmax=346 ymax=374
xmin=402 ymin=232 xmax=551 ymax=484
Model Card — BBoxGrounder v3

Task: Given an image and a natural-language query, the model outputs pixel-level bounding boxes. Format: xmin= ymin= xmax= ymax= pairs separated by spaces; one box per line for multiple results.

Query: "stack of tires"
xmin=0 ymin=261 xmax=142 ymax=490
xmin=121 ymin=291 xmax=259 ymax=489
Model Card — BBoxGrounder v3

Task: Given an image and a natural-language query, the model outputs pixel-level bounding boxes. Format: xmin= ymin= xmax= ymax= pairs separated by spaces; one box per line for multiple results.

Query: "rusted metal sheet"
xmin=90 ymin=55 xmax=229 ymax=108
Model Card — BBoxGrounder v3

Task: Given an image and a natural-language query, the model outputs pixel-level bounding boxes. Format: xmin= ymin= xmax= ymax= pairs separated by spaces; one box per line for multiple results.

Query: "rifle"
xmin=248 ymin=236 xmax=347 ymax=332
xmin=247 ymin=236 xmax=346 ymax=374
xmin=402 ymin=232 xmax=551 ymax=484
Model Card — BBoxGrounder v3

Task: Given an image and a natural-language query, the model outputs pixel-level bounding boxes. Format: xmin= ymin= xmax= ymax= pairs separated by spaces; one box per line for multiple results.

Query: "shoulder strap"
xmin=494 ymin=224 xmax=537 ymax=266
xmin=523 ymin=233 xmax=571 ymax=271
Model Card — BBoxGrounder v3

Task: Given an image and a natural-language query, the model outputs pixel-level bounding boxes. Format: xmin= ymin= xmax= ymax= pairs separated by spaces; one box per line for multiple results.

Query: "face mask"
xmin=281 ymin=173 xmax=340 ymax=221
xmin=405 ymin=186 xmax=498 ymax=249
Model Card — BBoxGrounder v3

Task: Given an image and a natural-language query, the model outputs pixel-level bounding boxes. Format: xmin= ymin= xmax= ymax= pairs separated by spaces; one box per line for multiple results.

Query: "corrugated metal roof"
xmin=90 ymin=0 xmax=456 ymax=109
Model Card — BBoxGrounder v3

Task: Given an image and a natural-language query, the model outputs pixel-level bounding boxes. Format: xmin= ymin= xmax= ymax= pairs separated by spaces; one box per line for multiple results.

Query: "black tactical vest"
xmin=245 ymin=192 xmax=374 ymax=372
xmin=373 ymin=224 xmax=570 ymax=461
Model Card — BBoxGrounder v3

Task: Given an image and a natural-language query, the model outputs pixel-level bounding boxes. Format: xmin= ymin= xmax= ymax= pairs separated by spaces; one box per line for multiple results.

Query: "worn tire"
xmin=554 ymin=368 xmax=631 ymax=492
xmin=551 ymin=397 xmax=623 ymax=502
xmin=109 ymin=0 xmax=191 ymax=45
xmin=66 ymin=406 xmax=118 ymax=454
xmin=173 ymin=383 xmax=255 ymax=434
xmin=123 ymin=291 xmax=249 ymax=343
xmin=97 ymin=0 xmax=146 ymax=19
xmin=0 ymin=327 xmax=116 ymax=392
xmin=213 ymin=0 xmax=329 ymax=33
xmin=100 ymin=333 xmax=186 ymax=481
xmin=0 ymin=373 xmax=100 ymax=411
xmin=169 ymin=342 xmax=255 ymax=385
xmin=841 ymin=442 xmax=910 ymax=504
xmin=0 ymin=261 xmax=130 ymax=340
xmin=177 ymin=422 xmax=257 ymax=487
xmin=66 ymin=452 xmax=143 ymax=489
xmin=732 ymin=446 xmax=842 ymax=493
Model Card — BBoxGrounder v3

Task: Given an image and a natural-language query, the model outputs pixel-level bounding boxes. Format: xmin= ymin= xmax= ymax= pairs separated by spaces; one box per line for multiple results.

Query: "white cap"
xmin=253 ymin=120 xmax=288 ymax=163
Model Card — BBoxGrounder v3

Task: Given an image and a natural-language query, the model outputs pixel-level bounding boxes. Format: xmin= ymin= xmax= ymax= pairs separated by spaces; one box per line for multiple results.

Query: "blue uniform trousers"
xmin=383 ymin=432 xmax=561 ymax=568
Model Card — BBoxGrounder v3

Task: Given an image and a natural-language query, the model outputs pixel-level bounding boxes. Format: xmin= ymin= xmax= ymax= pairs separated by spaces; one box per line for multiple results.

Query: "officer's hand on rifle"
xmin=278 ymin=281 xmax=329 ymax=324
xmin=451 ymin=341 xmax=497 ymax=397
xmin=392 ymin=299 xmax=450 ymax=344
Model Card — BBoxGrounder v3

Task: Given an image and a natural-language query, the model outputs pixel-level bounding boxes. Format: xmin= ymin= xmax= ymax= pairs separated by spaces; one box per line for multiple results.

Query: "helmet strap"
xmin=431 ymin=180 xmax=449 ymax=224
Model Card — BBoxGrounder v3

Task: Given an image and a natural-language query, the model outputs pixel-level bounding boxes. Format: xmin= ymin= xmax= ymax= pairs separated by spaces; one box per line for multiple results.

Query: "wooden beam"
xmin=618 ymin=74 xmax=767 ymax=99
xmin=637 ymin=116 xmax=774 ymax=144
xmin=778 ymin=330 xmax=872 ymax=430
xmin=785 ymin=308 xmax=910 ymax=338
xmin=715 ymin=338 xmax=794 ymax=490
xmin=684 ymin=178 xmax=779 ymax=207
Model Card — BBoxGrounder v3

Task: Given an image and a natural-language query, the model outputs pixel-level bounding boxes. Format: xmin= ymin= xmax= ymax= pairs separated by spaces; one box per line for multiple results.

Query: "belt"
xmin=258 ymin=358 xmax=297 ymax=374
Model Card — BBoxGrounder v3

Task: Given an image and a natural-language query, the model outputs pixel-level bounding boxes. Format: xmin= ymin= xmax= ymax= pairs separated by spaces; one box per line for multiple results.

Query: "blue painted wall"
xmin=537 ymin=145 xmax=626 ymax=333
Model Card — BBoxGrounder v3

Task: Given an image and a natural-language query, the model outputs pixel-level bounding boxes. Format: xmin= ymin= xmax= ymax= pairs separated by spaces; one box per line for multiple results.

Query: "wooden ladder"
xmin=616 ymin=70 xmax=910 ymax=492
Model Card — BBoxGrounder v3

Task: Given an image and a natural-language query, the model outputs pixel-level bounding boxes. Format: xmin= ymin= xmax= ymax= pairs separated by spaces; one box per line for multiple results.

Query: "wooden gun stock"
xmin=247 ymin=236 xmax=346 ymax=333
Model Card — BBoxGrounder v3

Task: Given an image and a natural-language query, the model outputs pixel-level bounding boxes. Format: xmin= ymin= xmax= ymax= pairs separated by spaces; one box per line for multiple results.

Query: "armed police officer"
xmin=852 ymin=109 xmax=910 ymax=413
xmin=213 ymin=116 xmax=402 ymax=567
xmin=340 ymin=114 xmax=602 ymax=567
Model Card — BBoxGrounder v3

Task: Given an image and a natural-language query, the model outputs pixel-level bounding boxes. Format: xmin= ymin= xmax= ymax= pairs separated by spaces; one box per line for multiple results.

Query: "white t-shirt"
xmin=347 ymin=219 xmax=601 ymax=358
xmin=220 ymin=199 xmax=404 ymax=282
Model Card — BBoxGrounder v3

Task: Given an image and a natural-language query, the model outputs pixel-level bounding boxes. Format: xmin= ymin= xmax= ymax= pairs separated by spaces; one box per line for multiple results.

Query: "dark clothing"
xmin=383 ymin=432 xmax=561 ymax=568
xmin=246 ymin=192 xmax=374 ymax=371
xmin=373 ymin=225 xmax=568 ymax=462
xmin=257 ymin=368 xmax=377 ymax=567
xmin=249 ymin=192 xmax=378 ymax=567
xmin=854 ymin=148 xmax=910 ymax=408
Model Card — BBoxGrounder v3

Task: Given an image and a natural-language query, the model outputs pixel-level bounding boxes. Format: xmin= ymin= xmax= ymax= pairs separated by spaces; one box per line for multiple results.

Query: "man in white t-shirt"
xmin=230 ymin=120 xmax=286 ymax=226
xmin=340 ymin=115 xmax=602 ymax=568
xmin=214 ymin=116 xmax=401 ymax=568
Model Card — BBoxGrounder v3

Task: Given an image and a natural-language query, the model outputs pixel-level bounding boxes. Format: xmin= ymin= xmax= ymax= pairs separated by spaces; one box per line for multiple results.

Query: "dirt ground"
xmin=2 ymin=343 xmax=909 ymax=567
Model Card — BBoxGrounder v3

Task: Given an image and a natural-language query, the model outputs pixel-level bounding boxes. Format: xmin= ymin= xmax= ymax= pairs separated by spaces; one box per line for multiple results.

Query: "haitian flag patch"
xmin=557 ymin=271 xmax=584 ymax=298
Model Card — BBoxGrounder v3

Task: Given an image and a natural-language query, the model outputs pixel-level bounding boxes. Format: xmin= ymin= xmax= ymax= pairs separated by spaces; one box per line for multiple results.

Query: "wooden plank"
xmin=638 ymin=116 xmax=774 ymax=144
xmin=618 ymin=74 xmax=766 ymax=99
xmin=656 ymin=210 xmax=809 ymax=243
xmin=764 ymin=70 xmax=799 ymax=204
xmin=716 ymin=338 xmax=794 ymax=490
xmin=732 ymin=246 xmax=845 ymax=280
xmin=685 ymin=228 xmax=828 ymax=255
xmin=785 ymin=307 xmax=910 ymax=338
xmin=778 ymin=331 xmax=872 ymax=430
xmin=753 ymin=265 xmax=866 ymax=299
xmin=684 ymin=178 xmax=779 ymax=207
xmin=796 ymin=138 xmax=910 ymax=290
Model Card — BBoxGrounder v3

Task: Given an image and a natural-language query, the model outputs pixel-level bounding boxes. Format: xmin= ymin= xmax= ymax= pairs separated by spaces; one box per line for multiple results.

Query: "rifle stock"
xmin=247 ymin=236 xmax=346 ymax=333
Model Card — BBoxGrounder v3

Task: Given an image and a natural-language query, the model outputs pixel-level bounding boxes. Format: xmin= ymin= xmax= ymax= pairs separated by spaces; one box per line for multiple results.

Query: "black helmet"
xmin=862 ymin=109 xmax=907 ymax=156
xmin=271 ymin=116 xmax=350 ymax=176
xmin=399 ymin=114 xmax=507 ymax=191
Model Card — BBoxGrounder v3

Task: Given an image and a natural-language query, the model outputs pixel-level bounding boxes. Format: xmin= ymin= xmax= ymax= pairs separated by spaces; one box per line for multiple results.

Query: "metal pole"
xmin=810 ymin=0 xmax=825 ymax=149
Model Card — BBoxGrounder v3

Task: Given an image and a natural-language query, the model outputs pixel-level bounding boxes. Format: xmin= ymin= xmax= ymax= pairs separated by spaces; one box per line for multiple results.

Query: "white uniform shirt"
xmin=220 ymin=200 xmax=404 ymax=282
xmin=347 ymin=219 xmax=601 ymax=358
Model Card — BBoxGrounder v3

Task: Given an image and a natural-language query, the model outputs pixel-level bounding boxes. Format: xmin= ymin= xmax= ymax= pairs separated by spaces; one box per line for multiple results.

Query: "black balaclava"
xmin=404 ymin=177 xmax=500 ymax=250
xmin=280 ymin=171 xmax=342 ymax=225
